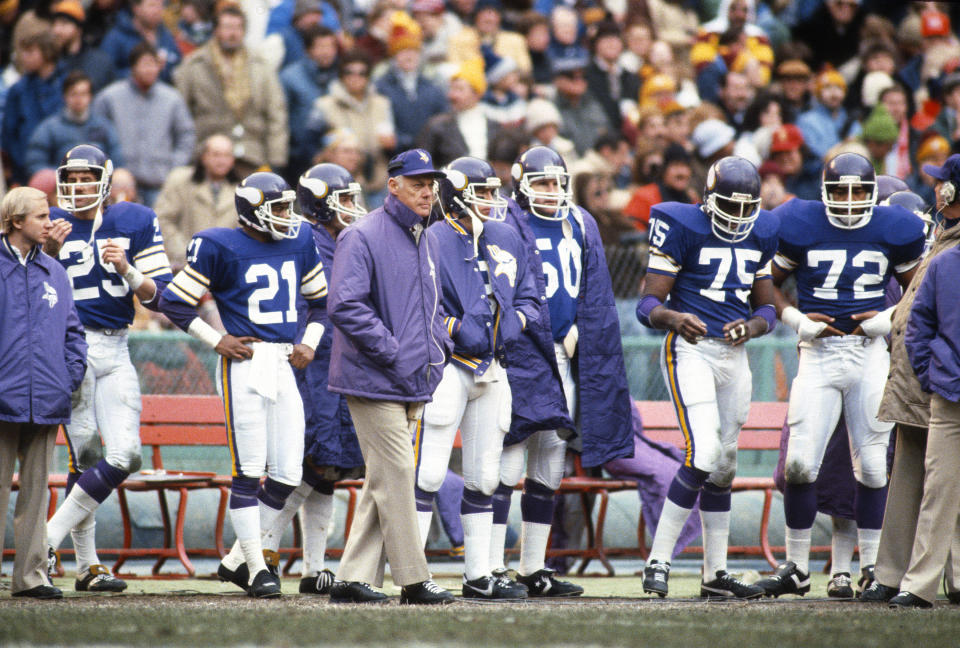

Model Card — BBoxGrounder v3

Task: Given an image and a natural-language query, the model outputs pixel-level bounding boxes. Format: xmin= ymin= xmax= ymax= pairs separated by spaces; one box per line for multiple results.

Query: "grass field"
xmin=3 ymin=570 xmax=960 ymax=647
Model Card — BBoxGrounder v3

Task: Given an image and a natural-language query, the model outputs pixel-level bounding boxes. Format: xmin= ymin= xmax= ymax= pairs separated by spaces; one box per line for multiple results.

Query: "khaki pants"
xmin=335 ymin=397 xmax=430 ymax=587
xmin=0 ymin=422 xmax=58 ymax=593
xmin=898 ymin=395 xmax=960 ymax=602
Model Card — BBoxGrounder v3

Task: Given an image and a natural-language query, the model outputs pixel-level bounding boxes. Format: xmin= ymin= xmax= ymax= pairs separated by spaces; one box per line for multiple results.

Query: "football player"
xmin=414 ymin=157 xmax=539 ymax=600
xmin=757 ymin=153 xmax=926 ymax=597
xmin=44 ymin=145 xmax=173 ymax=593
xmin=158 ymin=172 xmax=328 ymax=598
xmin=249 ymin=164 xmax=367 ymax=595
xmin=637 ymin=156 xmax=778 ymax=599
xmin=488 ymin=146 xmax=633 ymax=597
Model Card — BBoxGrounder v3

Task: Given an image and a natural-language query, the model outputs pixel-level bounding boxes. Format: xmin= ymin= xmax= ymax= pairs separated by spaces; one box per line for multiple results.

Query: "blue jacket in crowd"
xmin=294 ymin=222 xmax=363 ymax=470
xmin=426 ymin=216 xmax=541 ymax=374
xmin=26 ymin=109 xmax=123 ymax=177
xmin=1 ymin=71 xmax=63 ymax=183
xmin=100 ymin=11 xmax=181 ymax=82
xmin=327 ymin=194 xmax=453 ymax=402
xmin=280 ymin=57 xmax=337 ymax=168
xmin=906 ymin=245 xmax=960 ymax=403
xmin=374 ymin=69 xmax=448 ymax=151
xmin=503 ymin=199 xmax=634 ymax=468
xmin=0 ymin=237 xmax=87 ymax=425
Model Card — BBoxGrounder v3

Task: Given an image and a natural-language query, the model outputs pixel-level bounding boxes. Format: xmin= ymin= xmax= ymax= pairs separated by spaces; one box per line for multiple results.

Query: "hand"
xmin=671 ymin=312 xmax=708 ymax=344
xmin=43 ymin=219 xmax=72 ymax=256
xmin=806 ymin=312 xmax=845 ymax=338
xmin=288 ymin=343 xmax=315 ymax=369
xmin=214 ymin=334 xmax=259 ymax=360
xmin=722 ymin=318 xmax=762 ymax=346
xmin=851 ymin=309 xmax=892 ymax=338
xmin=100 ymin=238 xmax=130 ymax=274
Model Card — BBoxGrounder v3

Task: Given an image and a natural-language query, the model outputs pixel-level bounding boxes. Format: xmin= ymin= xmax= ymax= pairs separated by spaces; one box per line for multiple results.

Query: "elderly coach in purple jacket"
xmin=0 ymin=187 xmax=87 ymax=600
xmin=326 ymin=148 xmax=456 ymax=605
xmin=888 ymin=245 xmax=960 ymax=608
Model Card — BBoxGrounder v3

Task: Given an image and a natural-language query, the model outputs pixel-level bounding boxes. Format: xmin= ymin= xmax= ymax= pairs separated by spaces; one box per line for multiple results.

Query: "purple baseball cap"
xmin=387 ymin=148 xmax=445 ymax=178
xmin=922 ymin=153 xmax=960 ymax=184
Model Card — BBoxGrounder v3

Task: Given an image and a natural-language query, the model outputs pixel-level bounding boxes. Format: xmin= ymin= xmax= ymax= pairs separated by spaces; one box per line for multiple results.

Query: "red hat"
xmin=921 ymin=10 xmax=951 ymax=38
xmin=770 ymin=124 xmax=804 ymax=153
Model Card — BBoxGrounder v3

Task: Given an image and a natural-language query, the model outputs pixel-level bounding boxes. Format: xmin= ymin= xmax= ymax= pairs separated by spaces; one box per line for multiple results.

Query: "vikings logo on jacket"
xmin=486 ymin=244 xmax=517 ymax=287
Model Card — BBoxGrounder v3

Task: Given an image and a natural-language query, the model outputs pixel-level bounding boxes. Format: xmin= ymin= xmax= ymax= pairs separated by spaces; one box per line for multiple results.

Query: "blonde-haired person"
xmin=0 ymin=187 xmax=87 ymax=600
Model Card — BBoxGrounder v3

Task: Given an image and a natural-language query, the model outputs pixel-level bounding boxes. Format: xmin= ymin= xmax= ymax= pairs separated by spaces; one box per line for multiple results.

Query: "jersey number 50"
xmin=246 ymin=261 xmax=298 ymax=324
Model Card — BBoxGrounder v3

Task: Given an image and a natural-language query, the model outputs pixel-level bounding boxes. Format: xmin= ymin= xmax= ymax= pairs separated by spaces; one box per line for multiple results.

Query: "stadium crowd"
xmin=0 ymin=0 xmax=957 ymax=262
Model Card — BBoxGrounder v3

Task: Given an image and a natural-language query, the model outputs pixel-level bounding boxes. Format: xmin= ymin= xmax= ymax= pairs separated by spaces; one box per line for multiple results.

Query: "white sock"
xmin=300 ymin=489 xmax=333 ymax=577
xmin=222 ymin=540 xmax=244 ymax=570
xmin=648 ymin=499 xmax=693 ymax=564
xmin=489 ymin=524 xmax=507 ymax=572
xmin=462 ymin=511 xmax=493 ymax=581
xmin=258 ymin=500 xmax=286 ymax=553
xmin=518 ymin=521 xmax=551 ymax=577
xmin=71 ymin=513 xmax=99 ymax=575
xmin=700 ymin=509 xmax=730 ymax=578
xmin=230 ymin=505 xmax=267 ymax=581
xmin=785 ymin=526 xmax=812 ymax=574
xmin=262 ymin=484 xmax=309 ymax=554
xmin=46 ymin=487 xmax=99 ymax=550
xmin=857 ymin=527 xmax=882 ymax=569
xmin=417 ymin=509 xmax=433 ymax=551
xmin=831 ymin=517 xmax=857 ymax=575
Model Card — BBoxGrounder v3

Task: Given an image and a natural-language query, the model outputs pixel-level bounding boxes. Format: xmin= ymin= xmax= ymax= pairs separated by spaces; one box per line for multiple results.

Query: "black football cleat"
xmin=462 ymin=574 xmax=528 ymax=600
xmin=857 ymin=564 xmax=875 ymax=596
xmin=700 ymin=570 xmax=764 ymax=599
xmin=299 ymin=568 xmax=335 ymax=595
xmin=400 ymin=580 xmax=455 ymax=605
xmin=827 ymin=572 xmax=854 ymax=599
xmin=247 ymin=569 xmax=282 ymax=598
xmin=13 ymin=584 xmax=63 ymax=599
xmin=756 ymin=561 xmax=810 ymax=598
xmin=217 ymin=561 xmax=250 ymax=592
xmin=516 ymin=568 xmax=583 ymax=598
xmin=860 ymin=580 xmax=899 ymax=603
xmin=75 ymin=564 xmax=127 ymax=592
xmin=642 ymin=560 xmax=670 ymax=598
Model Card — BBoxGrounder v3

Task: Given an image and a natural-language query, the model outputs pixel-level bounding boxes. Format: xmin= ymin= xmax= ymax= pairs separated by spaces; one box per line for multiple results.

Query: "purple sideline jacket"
xmin=327 ymin=194 xmax=453 ymax=402
xmin=502 ymin=199 xmax=633 ymax=468
xmin=0 ymin=237 xmax=87 ymax=424
xmin=426 ymin=216 xmax=541 ymax=374
xmin=906 ymin=246 xmax=960 ymax=403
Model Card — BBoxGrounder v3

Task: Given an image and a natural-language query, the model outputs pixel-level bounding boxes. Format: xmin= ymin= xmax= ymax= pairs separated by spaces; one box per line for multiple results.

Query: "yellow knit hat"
xmin=452 ymin=57 xmax=487 ymax=96
xmin=816 ymin=69 xmax=847 ymax=95
xmin=387 ymin=11 xmax=423 ymax=55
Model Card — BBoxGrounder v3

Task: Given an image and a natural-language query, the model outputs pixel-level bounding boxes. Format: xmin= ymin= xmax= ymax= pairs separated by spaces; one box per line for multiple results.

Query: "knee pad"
xmin=416 ymin=457 xmax=447 ymax=493
xmin=498 ymin=442 xmax=525 ymax=487
xmin=856 ymin=445 xmax=888 ymax=489
xmin=709 ymin=447 xmax=739 ymax=489
xmin=105 ymin=453 xmax=142 ymax=474
xmin=784 ymin=457 xmax=816 ymax=485
xmin=75 ymin=438 xmax=104 ymax=472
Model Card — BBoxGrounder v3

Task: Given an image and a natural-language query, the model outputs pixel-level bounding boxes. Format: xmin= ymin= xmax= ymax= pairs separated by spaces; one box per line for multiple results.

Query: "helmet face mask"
xmin=298 ymin=164 xmax=366 ymax=228
xmin=881 ymin=190 xmax=936 ymax=247
xmin=440 ymin=157 xmax=508 ymax=224
xmin=56 ymin=145 xmax=113 ymax=212
xmin=821 ymin=153 xmax=877 ymax=229
xmin=236 ymin=172 xmax=300 ymax=240
xmin=703 ymin=156 xmax=762 ymax=243
xmin=511 ymin=147 xmax=573 ymax=221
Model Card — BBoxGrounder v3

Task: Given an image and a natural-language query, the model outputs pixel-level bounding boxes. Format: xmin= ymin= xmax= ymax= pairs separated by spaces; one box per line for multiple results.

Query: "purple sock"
xmin=415 ymin=486 xmax=436 ymax=513
xmin=492 ymin=483 xmax=512 ymax=524
xmin=258 ymin=477 xmax=296 ymax=511
xmin=65 ymin=471 xmax=81 ymax=497
xmin=783 ymin=481 xmax=817 ymax=529
xmin=666 ymin=465 xmax=708 ymax=509
xmin=461 ymin=487 xmax=493 ymax=515
xmin=520 ymin=480 xmax=554 ymax=525
xmin=75 ymin=459 xmax=129 ymax=504
xmin=230 ymin=476 xmax=259 ymax=509
xmin=854 ymin=482 xmax=887 ymax=530
xmin=700 ymin=482 xmax=731 ymax=512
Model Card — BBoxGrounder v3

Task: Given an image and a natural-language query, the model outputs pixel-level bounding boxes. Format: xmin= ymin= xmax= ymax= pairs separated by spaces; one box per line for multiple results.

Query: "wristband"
xmin=301 ymin=322 xmax=325 ymax=351
xmin=751 ymin=304 xmax=777 ymax=334
xmin=187 ymin=317 xmax=225 ymax=349
xmin=123 ymin=266 xmax=145 ymax=290
xmin=636 ymin=294 xmax=663 ymax=328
